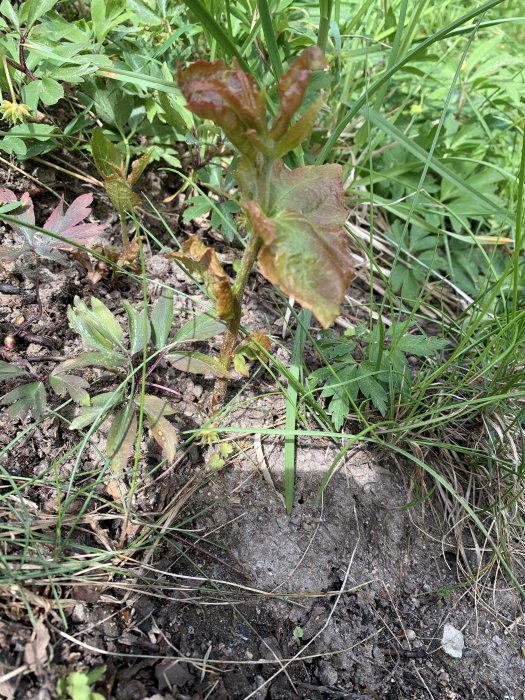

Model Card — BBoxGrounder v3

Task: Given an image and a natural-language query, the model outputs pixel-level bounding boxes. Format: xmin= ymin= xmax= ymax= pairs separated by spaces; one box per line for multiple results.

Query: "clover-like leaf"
xmin=244 ymin=163 xmax=354 ymax=328
xmin=167 ymin=236 xmax=234 ymax=320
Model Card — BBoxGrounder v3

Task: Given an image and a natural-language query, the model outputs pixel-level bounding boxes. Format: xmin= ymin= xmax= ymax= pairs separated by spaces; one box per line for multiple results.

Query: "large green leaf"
xmin=244 ymin=163 xmax=354 ymax=328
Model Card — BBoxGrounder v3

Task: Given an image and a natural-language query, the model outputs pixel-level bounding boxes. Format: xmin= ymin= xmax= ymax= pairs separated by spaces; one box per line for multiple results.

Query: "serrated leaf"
xmin=49 ymin=372 xmax=90 ymax=405
xmin=146 ymin=413 xmax=178 ymax=462
xmin=123 ymin=301 xmax=150 ymax=355
xmin=0 ymin=381 xmax=46 ymax=420
xmin=270 ymin=47 xmax=327 ymax=142
xmin=167 ymin=352 xmax=233 ymax=378
xmin=167 ymin=236 xmax=234 ymax=320
xmin=173 ymin=312 xmax=226 ymax=343
xmin=104 ymin=176 xmax=140 ymax=214
xmin=396 ymin=334 xmax=449 ymax=356
xmin=151 ymin=288 xmax=174 ymax=349
xmin=177 ymin=58 xmax=266 ymax=158
xmin=58 ymin=350 xmax=127 ymax=371
xmin=356 ymin=365 xmax=387 ymax=416
xmin=43 ymin=192 xmax=106 ymax=247
xmin=0 ymin=361 xmax=28 ymax=379
xmin=158 ymin=91 xmax=194 ymax=130
xmin=244 ymin=162 xmax=354 ymax=328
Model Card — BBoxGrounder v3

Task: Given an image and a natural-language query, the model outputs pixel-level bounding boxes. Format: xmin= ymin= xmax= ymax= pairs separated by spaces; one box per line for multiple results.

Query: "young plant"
xmin=174 ymin=47 xmax=355 ymax=407
xmin=0 ymin=188 xmax=106 ymax=349
xmin=308 ymin=323 xmax=449 ymax=429
xmin=91 ymin=127 xmax=151 ymax=249
xmin=0 ymin=188 xmax=106 ymax=263
xmin=0 ymin=292 xmax=247 ymax=497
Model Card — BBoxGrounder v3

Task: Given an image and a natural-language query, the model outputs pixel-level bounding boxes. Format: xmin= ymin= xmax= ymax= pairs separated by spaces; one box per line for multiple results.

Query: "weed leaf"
xmin=167 ymin=351 xmax=233 ymax=378
xmin=151 ymin=288 xmax=174 ymax=349
xmin=0 ymin=361 xmax=28 ymax=379
xmin=0 ymin=381 xmax=46 ymax=420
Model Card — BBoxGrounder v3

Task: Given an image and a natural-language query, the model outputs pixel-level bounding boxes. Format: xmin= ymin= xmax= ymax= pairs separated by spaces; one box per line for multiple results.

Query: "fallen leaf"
xmin=23 ymin=619 xmax=50 ymax=675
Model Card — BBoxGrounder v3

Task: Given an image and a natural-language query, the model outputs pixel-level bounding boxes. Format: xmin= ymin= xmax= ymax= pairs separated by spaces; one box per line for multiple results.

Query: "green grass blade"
xmin=362 ymin=106 xmax=505 ymax=217
xmin=257 ymin=0 xmax=283 ymax=77
xmin=316 ymin=0 xmax=507 ymax=164
xmin=180 ymin=0 xmax=249 ymax=70
xmin=284 ymin=309 xmax=311 ymax=514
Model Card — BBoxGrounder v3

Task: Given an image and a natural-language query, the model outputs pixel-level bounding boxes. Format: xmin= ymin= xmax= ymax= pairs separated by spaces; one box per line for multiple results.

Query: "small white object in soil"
xmin=442 ymin=623 xmax=465 ymax=658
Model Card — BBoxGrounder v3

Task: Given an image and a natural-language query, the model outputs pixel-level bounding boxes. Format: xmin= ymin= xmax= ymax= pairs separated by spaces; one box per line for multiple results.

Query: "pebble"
xmin=405 ymin=628 xmax=416 ymax=641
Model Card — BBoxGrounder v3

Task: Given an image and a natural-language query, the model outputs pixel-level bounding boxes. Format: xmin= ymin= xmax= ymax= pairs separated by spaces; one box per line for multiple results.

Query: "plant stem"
xmin=212 ymin=231 xmax=262 ymax=410
xmin=119 ymin=212 xmax=130 ymax=249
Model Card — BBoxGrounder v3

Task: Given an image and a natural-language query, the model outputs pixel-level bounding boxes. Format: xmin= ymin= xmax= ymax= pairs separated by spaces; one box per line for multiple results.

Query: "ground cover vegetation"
xmin=0 ymin=0 xmax=524 ymax=698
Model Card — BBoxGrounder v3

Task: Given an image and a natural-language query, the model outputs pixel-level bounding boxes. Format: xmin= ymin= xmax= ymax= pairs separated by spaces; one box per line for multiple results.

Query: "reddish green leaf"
xmin=270 ymin=47 xmax=327 ymax=142
xmin=244 ymin=163 xmax=354 ymax=327
xmin=167 ymin=236 xmax=234 ymax=320
xmin=177 ymin=59 xmax=266 ymax=158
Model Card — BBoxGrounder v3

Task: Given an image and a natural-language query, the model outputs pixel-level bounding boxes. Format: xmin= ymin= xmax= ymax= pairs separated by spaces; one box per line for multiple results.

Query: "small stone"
xmin=71 ymin=604 xmax=87 ymax=623
xmin=438 ymin=671 xmax=450 ymax=686
xmin=492 ymin=635 xmax=502 ymax=646
xmin=405 ymin=629 xmax=416 ymax=641
xmin=442 ymin=623 xmax=464 ymax=659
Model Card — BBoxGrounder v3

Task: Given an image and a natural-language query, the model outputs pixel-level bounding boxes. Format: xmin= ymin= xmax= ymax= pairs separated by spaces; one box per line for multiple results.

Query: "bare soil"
xmin=0 ymin=161 xmax=524 ymax=700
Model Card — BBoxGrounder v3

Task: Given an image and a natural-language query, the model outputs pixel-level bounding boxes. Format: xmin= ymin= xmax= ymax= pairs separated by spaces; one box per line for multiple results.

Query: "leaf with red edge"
xmin=0 ymin=188 xmax=36 ymax=245
xmin=0 ymin=188 xmax=106 ymax=263
xmin=270 ymin=46 xmax=327 ymax=142
xmin=244 ymin=163 xmax=354 ymax=328
xmin=177 ymin=59 xmax=266 ymax=158
xmin=167 ymin=236 xmax=234 ymax=320
xmin=43 ymin=193 xmax=107 ymax=248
